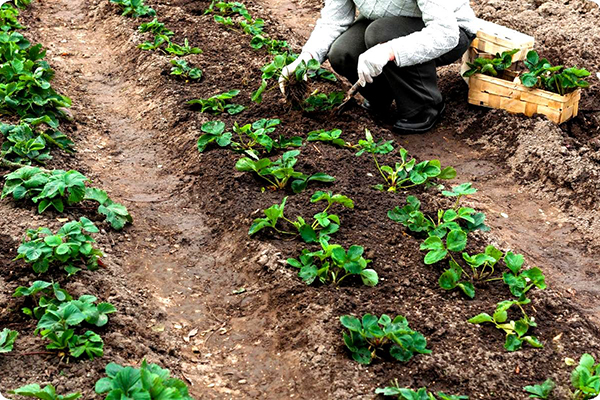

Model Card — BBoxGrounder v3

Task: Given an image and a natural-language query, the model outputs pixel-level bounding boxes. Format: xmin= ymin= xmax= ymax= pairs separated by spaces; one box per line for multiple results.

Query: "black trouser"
xmin=328 ymin=16 xmax=474 ymax=118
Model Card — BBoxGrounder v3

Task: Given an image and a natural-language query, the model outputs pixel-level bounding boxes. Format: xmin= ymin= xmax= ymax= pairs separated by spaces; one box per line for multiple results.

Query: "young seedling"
xmin=164 ymin=38 xmax=202 ymax=56
xmin=249 ymin=191 xmax=353 ymax=242
xmin=468 ymin=298 xmax=543 ymax=351
xmin=303 ymin=91 xmax=345 ymax=112
xmin=187 ymin=90 xmax=245 ymax=115
xmin=571 ymin=354 xmax=600 ymax=400
xmin=520 ymin=50 xmax=590 ymax=95
xmin=287 ymin=238 xmax=378 ymax=286
xmin=0 ymin=3 xmax=25 ymax=31
xmin=340 ymin=313 xmax=430 ymax=365
xmin=9 ymin=384 xmax=81 ymax=400
xmin=95 ymin=360 xmax=194 ymax=400
xmin=138 ymin=18 xmax=174 ymax=37
xmin=1 ymin=122 xmax=74 ymax=165
xmin=109 ymin=0 xmax=155 ymax=17
xmin=13 ymin=280 xmax=72 ymax=319
xmin=462 ymin=49 xmax=518 ymax=78
xmin=0 ymin=328 xmax=18 ymax=353
xmin=503 ymin=251 xmax=547 ymax=298
xmin=231 ymin=118 xmax=302 ymax=158
xmin=376 ymin=380 xmax=468 ymax=400
xmin=235 ymin=150 xmax=335 ymax=193
xmin=2 ymin=167 xmax=133 ymax=229
xmin=524 ymin=379 xmax=555 ymax=399
xmin=16 ymin=217 xmax=103 ymax=275
xmin=170 ymin=59 xmax=202 ymax=81
xmin=138 ymin=34 xmax=170 ymax=51
xmin=369 ymin=145 xmax=456 ymax=192
xmin=307 ymin=128 xmax=355 ymax=149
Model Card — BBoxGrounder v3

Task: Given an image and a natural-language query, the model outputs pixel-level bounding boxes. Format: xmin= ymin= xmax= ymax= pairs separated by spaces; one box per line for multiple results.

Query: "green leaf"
xmin=468 ymin=313 xmax=493 ymax=324
xmin=299 ymin=224 xmax=317 ymax=243
xmin=446 ymin=229 xmax=467 ymax=252
xmin=360 ymin=269 xmax=378 ymax=286
xmin=424 ymin=249 xmax=448 ymax=265
xmin=504 ymin=334 xmax=523 ymax=351
xmin=340 ymin=315 xmax=362 ymax=332
xmin=524 ymin=378 xmax=555 ymax=399
xmin=352 ymin=347 xmax=372 ymax=364
xmin=504 ymin=252 xmax=524 ymax=274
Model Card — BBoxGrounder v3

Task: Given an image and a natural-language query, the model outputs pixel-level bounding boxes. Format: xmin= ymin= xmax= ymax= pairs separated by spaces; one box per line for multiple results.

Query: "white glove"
xmin=278 ymin=52 xmax=315 ymax=95
xmin=357 ymin=43 xmax=395 ymax=87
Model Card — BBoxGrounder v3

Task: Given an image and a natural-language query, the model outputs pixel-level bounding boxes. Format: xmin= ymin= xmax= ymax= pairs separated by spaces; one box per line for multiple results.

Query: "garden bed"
xmin=1 ymin=0 xmax=600 ymax=399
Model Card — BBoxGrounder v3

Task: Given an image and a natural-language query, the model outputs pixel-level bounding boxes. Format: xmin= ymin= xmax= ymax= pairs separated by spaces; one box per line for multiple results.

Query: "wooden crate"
xmin=467 ymin=73 xmax=581 ymax=124
xmin=461 ymin=21 xmax=534 ymax=83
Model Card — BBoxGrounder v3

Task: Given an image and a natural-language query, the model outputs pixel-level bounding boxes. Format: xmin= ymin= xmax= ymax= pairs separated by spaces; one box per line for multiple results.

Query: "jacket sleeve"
xmin=301 ymin=0 xmax=356 ymax=63
xmin=389 ymin=0 xmax=460 ymax=67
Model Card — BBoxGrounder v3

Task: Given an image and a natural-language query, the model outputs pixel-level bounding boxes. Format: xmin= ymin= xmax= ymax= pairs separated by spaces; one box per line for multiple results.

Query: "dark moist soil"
xmin=2 ymin=0 xmax=600 ymax=399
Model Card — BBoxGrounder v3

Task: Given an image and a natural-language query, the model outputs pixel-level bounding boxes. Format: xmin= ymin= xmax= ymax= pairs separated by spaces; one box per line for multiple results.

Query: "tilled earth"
xmin=1 ymin=0 xmax=600 ymax=399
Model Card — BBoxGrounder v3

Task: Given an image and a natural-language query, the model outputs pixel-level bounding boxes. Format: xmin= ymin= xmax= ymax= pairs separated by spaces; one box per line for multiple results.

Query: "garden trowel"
xmin=335 ymin=81 xmax=361 ymax=115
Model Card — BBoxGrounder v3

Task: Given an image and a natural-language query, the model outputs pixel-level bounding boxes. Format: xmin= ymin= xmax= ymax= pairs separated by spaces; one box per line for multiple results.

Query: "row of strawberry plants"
xmin=0 ymin=2 xmax=194 ymax=399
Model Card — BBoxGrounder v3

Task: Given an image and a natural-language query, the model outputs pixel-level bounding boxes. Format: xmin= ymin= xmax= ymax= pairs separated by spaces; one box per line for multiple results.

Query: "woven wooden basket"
xmin=468 ymin=73 xmax=581 ymax=124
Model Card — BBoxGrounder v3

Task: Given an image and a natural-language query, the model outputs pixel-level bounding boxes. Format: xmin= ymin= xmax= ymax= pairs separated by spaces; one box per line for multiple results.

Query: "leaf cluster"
xmin=197 ymin=119 xmax=302 ymax=157
xmin=0 ymin=3 xmax=25 ymax=32
xmin=571 ymin=354 xmax=600 ymax=400
xmin=462 ymin=49 xmax=518 ymax=78
xmin=235 ymin=150 xmax=334 ymax=192
xmin=303 ymin=91 xmax=344 ymax=112
xmin=520 ymin=50 xmax=590 ymax=95
xmin=523 ymin=379 xmax=555 ymax=399
xmin=14 ymin=280 xmax=115 ymax=359
xmin=9 ymin=384 xmax=81 ymax=400
xmin=340 ymin=313 xmax=430 ymax=365
xmin=170 ymin=59 xmax=202 ymax=81
xmin=187 ymin=90 xmax=244 ymax=115
xmin=288 ymin=238 xmax=378 ymax=286
xmin=0 ymin=31 xmax=71 ymax=125
xmin=249 ymin=191 xmax=353 ymax=242
xmin=110 ymin=0 xmax=156 ymax=18
xmin=95 ymin=360 xmax=194 ymax=400
xmin=307 ymin=128 xmax=353 ymax=148
xmin=15 ymin=217 xmax=103 ymax=275
xmin=2 ymin=167 xmax=133 ymax=229
xmin=1 ymin=122 xmax=73 ymax=165
xmin=0 ymin=327 xmax=18 ymax=353
xmin=468 ymin=297 xmax=542 ymax=352
xmin=376 ymin=380 xmax=468 ymax=400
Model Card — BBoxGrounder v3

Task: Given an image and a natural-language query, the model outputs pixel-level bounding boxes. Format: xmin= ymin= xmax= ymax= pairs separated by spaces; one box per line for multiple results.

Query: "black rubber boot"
xmin=392 ymin=102 xmax=445 ymax=134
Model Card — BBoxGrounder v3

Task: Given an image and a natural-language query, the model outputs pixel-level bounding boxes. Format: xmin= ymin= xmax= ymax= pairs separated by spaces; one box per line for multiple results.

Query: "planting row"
xmin=0 ymin=1 xmax=195 ymax=399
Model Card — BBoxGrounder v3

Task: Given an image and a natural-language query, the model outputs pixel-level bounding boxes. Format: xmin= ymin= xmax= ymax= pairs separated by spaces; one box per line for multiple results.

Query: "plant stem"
xmin=0 ymin=158 xmax=32 ymax=170
xmin=372 ymin=154 xmax=389 ymax=185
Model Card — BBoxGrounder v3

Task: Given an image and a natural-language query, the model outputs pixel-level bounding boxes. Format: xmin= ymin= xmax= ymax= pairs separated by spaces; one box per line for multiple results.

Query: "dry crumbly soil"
xmin=1 ymin=0 xmax=600 ymax=399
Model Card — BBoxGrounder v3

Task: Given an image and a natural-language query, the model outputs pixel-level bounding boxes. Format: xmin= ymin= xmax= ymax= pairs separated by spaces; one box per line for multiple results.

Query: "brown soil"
xmin=2 ymin=0 xmax=600 ymax=399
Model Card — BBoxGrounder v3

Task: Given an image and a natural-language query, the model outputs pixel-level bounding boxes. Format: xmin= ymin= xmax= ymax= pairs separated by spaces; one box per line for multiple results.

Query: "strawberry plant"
xmin=138 ymin=34 xmax=170 ymax=51
xmin=249 ymin=191 xmax=353 ymax=242
xmin=95 ymin=360 xmax=194 ymax=400
xmin=303 ymin=91 xmax=344 ymax=112
xmin=2 ymin=167 xmax=132 ymax=229
xmin=16 ymin=217 xmax=103 ymax=275
xmin=376 ymin=381 xmax=468 ymax=400
xmin=187 ymin=90 xmax=245 ymax=115
xmin=0 ymin=328 xmax=18 ymax=353
xmin=13 ymin=280 xmax=71 ymax=318
xmin=9 ymin=384 xmax=81 ymax=400
xmin=197 ymin=119 xmax=301 ymax=157
xmin=0 ymin=32 xmax=72 ymax=124
xmin=0 ymin=3 xmax=25 ymax=31
xmin=164 ymin=38 xmax=202 ymax=56
xmin=252 ymin=53 xmax=296 ymax=103
xmin=340 ymin=313 xmax=430 ymax=365
xmin=307 ymin=128 xmax=354 ymax=148
xmin=138 ymin=18 xmax=174 ymax=37
xmin=287 ymin=238 xmax=378 ymax=286
xmin=524 ymin=379 xmax=555 ymax=399
xmin=235 ymin=150 xmax=335 ymax=192
xmin=462 ymin=49 xmax=518 ymax=78
xmin=520 ymin=50 xmax=590 ymax=95
xmin=503 ymin=251 xmax=547 ymax=298
xmin=170 ymin=59 xmax=202 ymax=81
xmin=571 ymin=354 xmax=600 ymax=399
xmin=109 ymin=0 xmax=156 ymax=18
xmin=468 ymin=298 xmax=543 ymax=351
xmin=1 ymin=122 xmax=74 ymax=165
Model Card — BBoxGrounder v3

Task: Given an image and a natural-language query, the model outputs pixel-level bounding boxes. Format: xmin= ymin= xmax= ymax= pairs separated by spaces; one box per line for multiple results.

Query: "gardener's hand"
xmin=278 ymin=52 xmax=315 ymax=95
xmin=357 ymin=43 xmax=395 ymax=87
